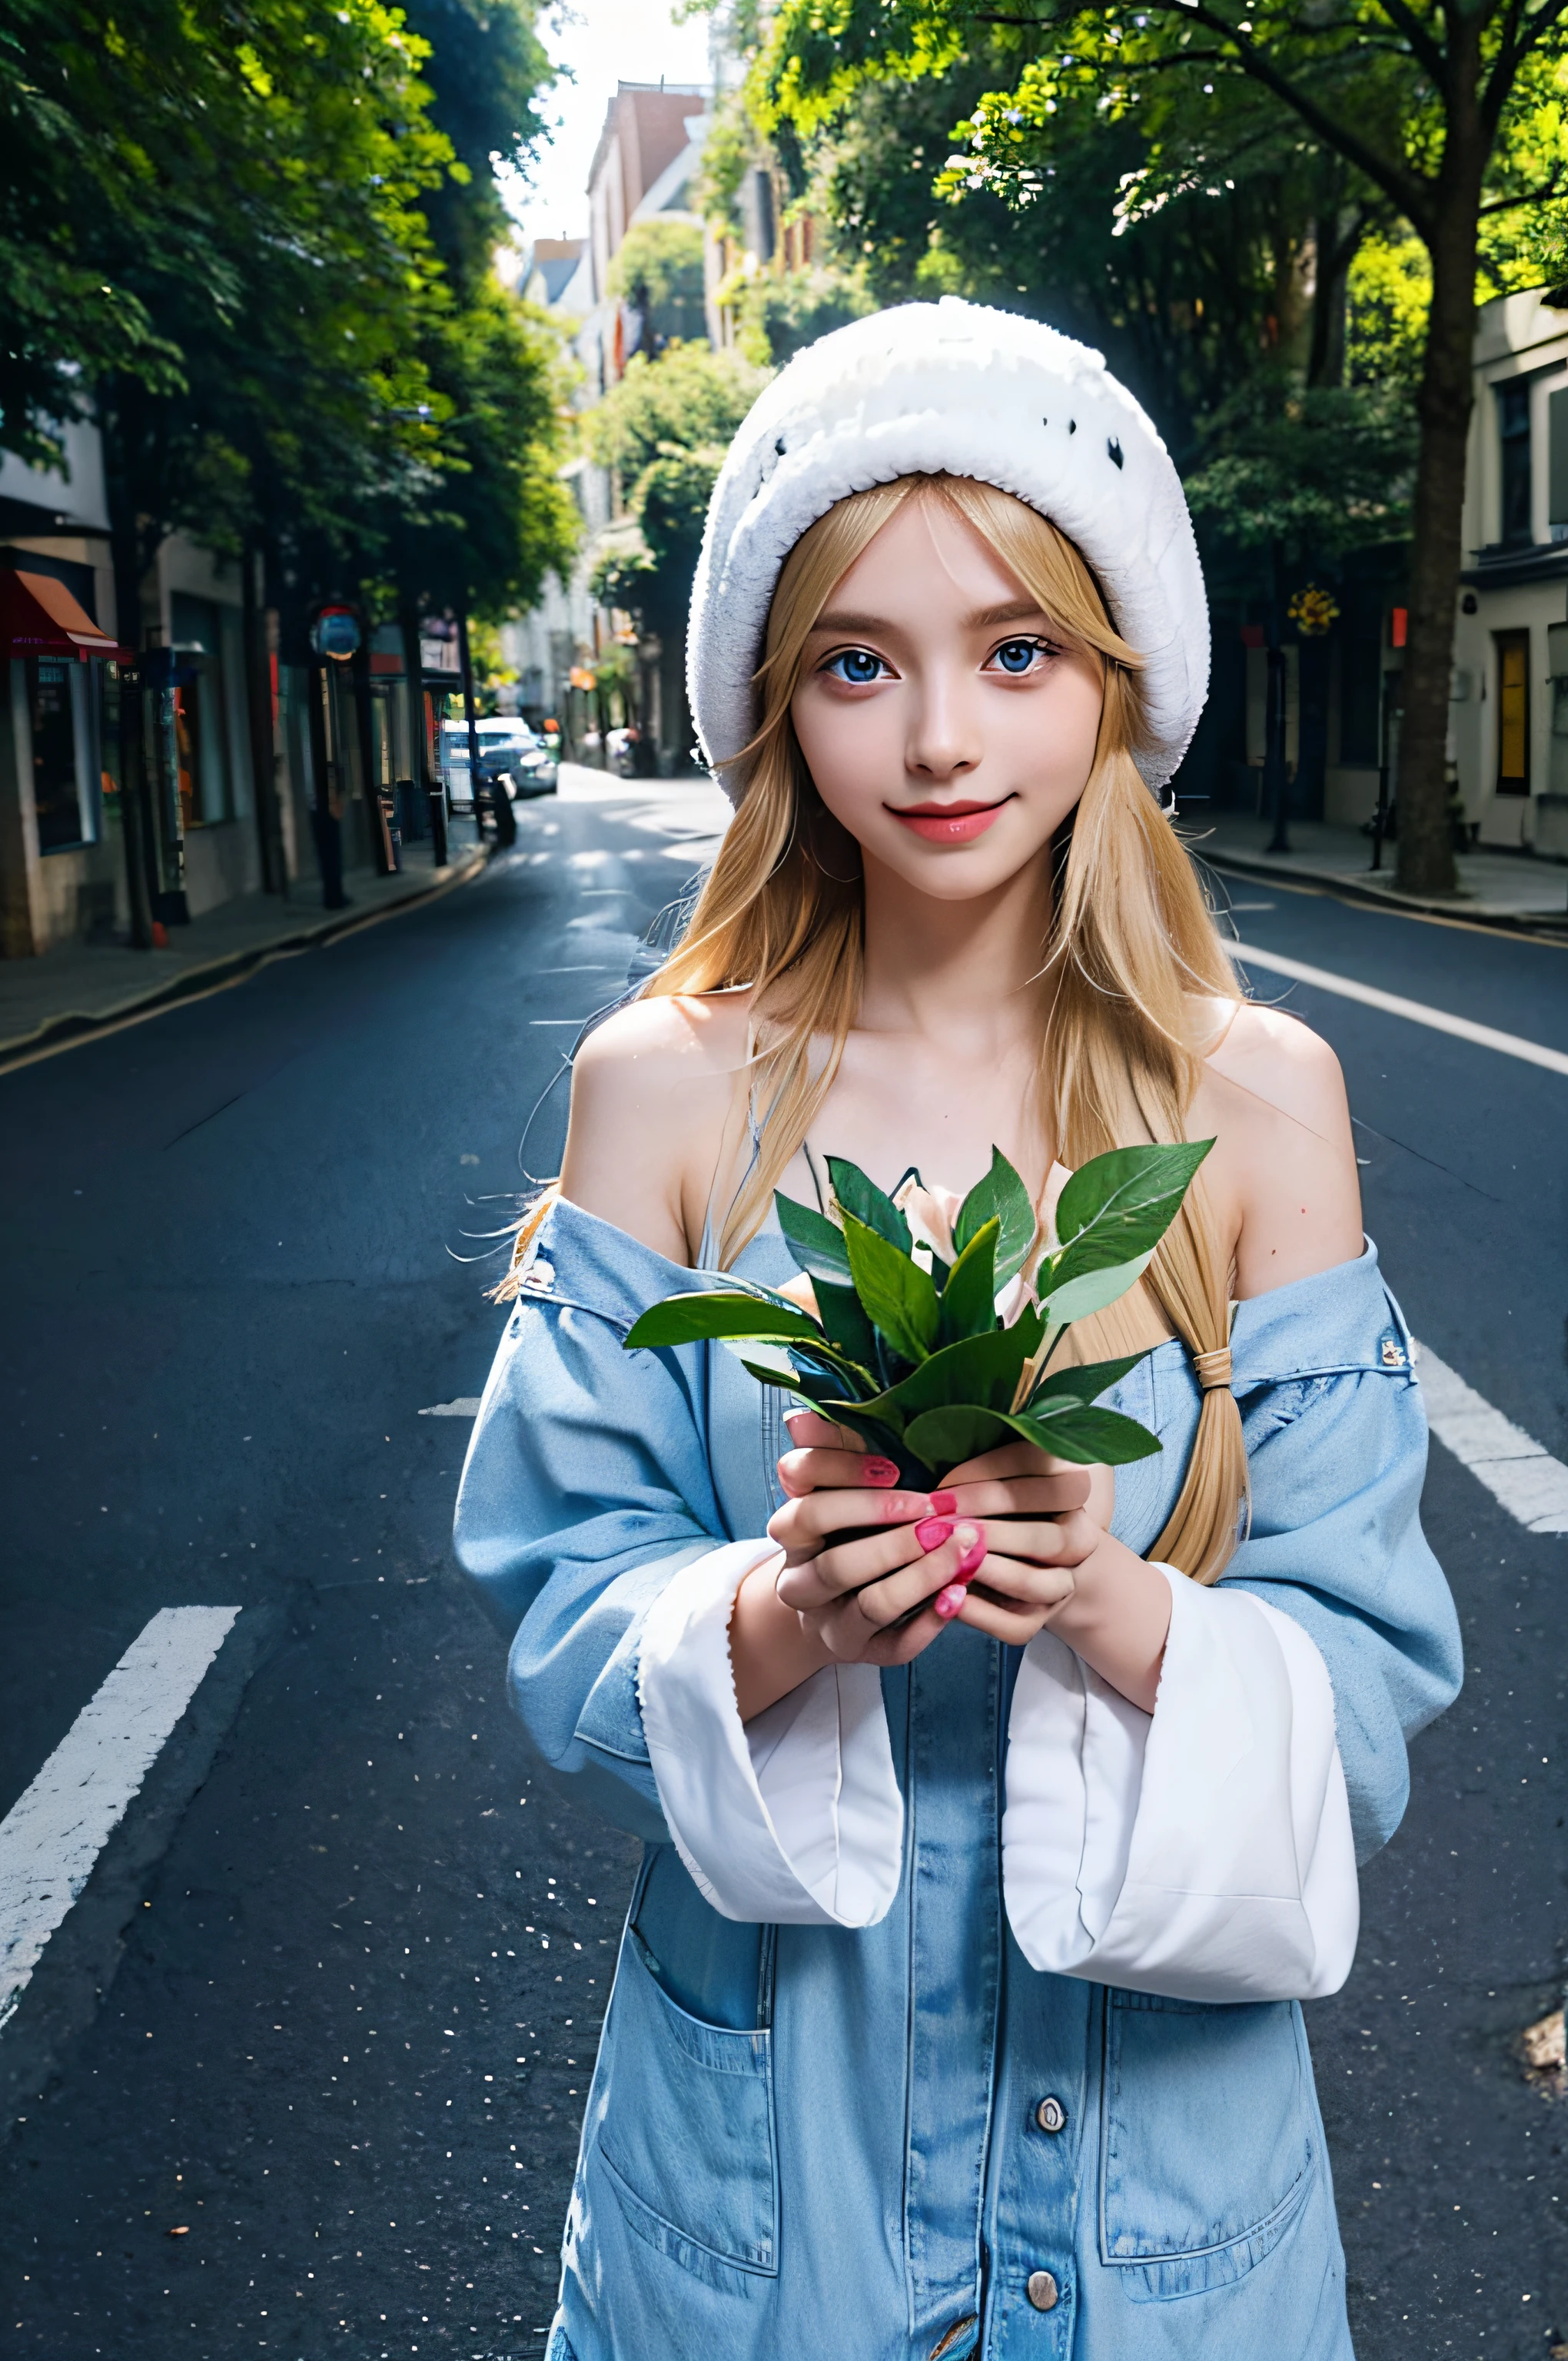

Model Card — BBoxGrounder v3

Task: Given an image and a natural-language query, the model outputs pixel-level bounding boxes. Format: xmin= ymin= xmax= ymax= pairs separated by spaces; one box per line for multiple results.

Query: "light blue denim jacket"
xmin=454 ymin=1201 xmax=1462 ymax=2361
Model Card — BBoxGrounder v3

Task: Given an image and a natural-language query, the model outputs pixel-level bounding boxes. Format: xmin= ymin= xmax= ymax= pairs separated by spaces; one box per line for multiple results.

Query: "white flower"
xmin=891 ymin=1174 xmax=962 ymax=1265
xmin=892 ymin=1172 xmax=1041 ymax=1327
xmin=994 ymin=1270 xmax=1035 ymax=1328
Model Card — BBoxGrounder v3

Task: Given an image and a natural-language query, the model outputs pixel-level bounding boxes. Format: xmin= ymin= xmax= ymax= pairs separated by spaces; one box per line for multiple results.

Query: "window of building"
xmin=1497 ymin=380 xmax=1533 ymax=546
xmin=1495 ymin=629 xmax=1530 ymax=794
xmin=28 ymin=656 xmax=95 ymax=853
xmin=1550 ymin=385 xmax=1568 ymax=542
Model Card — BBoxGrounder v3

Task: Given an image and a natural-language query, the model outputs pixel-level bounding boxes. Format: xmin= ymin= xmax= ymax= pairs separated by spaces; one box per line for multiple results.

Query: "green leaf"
xmin=841 ymin=1210 xmax=938 ymax=1362
xmin=902 ymin=1403 xmax=1017 ymax=1468
xmin=731 ymin=1343 xmax=804 ymax=1384
xmin=1054 ymin=1141 xmax=1212 ymax=1260
xmin=1038 ymin=1253 xmax=1156 ymax=1327
xmin=774 ymin=1191 xmax=852 ymax=1283
xmin=826 ymin=1155 xmax=911 ymax=1253
xmin=626 ymin=1290 xmax=824 ymax=1349
xmin=1012 ymin=1403 xmax=1164 ymax=1465
xmin=861 ymin=1325 xmax=1035 ymax=1423
xmin=937 ymin=1217 xmax=998 ymax=1346
xmin=1028 ymin=1351 xmax=1148 ymax=1406
xmin=814 ymin=1276 xmax=880 ymax=1369
xmin=953 ymin=1147 xmax=1038 ymax=1284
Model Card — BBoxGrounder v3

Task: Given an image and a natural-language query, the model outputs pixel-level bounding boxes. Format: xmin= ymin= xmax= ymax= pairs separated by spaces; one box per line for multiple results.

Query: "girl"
xmin=455 ymin=300 xmax=1462 ymax=2361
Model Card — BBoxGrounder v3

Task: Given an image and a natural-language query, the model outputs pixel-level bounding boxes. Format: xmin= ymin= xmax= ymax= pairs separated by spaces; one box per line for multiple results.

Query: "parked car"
xmin=440 ymin=718 xmax=557 ymax=811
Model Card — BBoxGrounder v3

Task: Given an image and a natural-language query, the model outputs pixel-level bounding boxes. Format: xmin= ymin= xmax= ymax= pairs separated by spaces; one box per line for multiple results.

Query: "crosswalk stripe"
xmin=1230 ymin=943 xmax=1568 ymax=1075
xmin=0 ymin=1606 xmax=240 ymax=2030
xmin=1415 ymin=1343 xmax=1568 ymax=1534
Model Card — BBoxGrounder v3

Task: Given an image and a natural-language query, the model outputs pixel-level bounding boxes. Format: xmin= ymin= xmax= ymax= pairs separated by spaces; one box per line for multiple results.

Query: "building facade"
xmin=504 ymin=83 xmax=713 ymax=765
xmin=1451 ymin=285 xmax=1568 ymax=856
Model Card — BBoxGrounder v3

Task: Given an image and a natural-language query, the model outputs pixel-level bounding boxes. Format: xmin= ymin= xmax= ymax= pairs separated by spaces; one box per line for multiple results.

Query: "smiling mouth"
xmin=889 ymin=796 xmax=1013 ymax=843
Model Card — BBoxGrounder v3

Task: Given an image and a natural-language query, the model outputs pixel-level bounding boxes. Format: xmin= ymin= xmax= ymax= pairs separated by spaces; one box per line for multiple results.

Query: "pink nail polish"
xmin=862 ymin=1456 xmax=900 ymax=1486
xmin=914 ymin=1516 xmax=954 ymax=1552
xmin=955 ymin=1529 xmax=987 ymax=1579
xmin=928 ymin=1489 xmax=958 ymax=1516
xmin=934 ymin=1583 xmax=967 ymax=1619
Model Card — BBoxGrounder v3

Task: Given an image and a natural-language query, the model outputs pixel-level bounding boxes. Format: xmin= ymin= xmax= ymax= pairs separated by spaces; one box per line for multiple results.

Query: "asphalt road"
xmin=0 ymin=793 xmax=1563 ymax=2361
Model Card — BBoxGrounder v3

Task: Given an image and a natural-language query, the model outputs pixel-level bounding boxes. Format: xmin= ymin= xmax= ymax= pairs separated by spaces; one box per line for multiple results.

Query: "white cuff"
xmin=637 ymin=1539 xmax=904 ymax=1926
xmin=1002 ymin=1565 xmax=1359 ymax=2001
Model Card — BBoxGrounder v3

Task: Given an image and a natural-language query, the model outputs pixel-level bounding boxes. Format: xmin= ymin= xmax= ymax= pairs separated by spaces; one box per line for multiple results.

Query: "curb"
xmin=1199 ymin=845 xmax=1568 ymax=940
xmin=0 ymin=847 xmax=491 ymax=1075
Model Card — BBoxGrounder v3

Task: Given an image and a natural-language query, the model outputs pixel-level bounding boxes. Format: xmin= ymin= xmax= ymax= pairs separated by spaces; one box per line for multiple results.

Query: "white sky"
xmin=501 ymin=2 xmax=715 ymax=251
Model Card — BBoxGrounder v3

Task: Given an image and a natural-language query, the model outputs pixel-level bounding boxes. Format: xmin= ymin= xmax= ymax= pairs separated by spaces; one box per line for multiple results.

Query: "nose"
xmin=905 ymin=665 xmax=980 ymax=782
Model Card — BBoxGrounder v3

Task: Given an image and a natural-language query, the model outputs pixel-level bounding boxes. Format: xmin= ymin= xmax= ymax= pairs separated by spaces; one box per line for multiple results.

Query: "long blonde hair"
xmin=649 ymin=472 xmax=1248 ymax=1584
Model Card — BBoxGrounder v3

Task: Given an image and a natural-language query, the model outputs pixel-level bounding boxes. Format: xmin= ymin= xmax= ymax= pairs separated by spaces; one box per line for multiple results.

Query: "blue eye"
xmin=993 ymin=637 xmax=1045 ymax=674
xmin=826 ymin=648 xmax=887 ymax=684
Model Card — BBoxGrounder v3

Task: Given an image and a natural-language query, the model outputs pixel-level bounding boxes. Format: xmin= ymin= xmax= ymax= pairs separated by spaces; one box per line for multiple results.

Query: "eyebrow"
xmin=809 ymin=599 xmax=1048 ymax=637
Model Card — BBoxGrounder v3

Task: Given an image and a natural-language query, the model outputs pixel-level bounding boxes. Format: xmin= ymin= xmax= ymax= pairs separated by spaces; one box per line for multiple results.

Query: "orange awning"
xmin=1 ymin=568 xmax=121 ymax=659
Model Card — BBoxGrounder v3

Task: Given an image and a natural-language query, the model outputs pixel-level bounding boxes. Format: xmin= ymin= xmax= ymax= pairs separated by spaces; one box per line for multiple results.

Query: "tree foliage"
xmin=1 ymin=0 xmax=573 ymax=636
xmin=606 ymin=219 xmax=711 ymax=348
xmin=585 ymin=343 xmax=766 ymax=631
xmin=754 ymin=0 xmax=1568 ymax=891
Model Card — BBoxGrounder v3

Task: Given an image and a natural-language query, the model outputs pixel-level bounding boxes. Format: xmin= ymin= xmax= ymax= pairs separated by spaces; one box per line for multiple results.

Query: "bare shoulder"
xmin=1202 ymin=996 xmax=1353 ymax=1140
xmin=561 ymin=989 xmax=754 ymax=1262
xmin=1190 ymin=998 xmax=1362 ymax=1297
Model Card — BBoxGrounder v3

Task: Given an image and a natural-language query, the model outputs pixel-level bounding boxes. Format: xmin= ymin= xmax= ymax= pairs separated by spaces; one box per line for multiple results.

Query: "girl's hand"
xmin=940 ymin=1440 xmax=1171 ymax=1712
xmin=766 ymin=1410 xmax=983 ymax=1668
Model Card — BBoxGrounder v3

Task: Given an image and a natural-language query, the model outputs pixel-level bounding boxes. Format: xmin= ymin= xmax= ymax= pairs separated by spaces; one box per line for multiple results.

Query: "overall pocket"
xmin=1098 ymin=1988 xmax=1315 ymax=2301
xmin=596 ymin=1924 xmax=779 ymax=2287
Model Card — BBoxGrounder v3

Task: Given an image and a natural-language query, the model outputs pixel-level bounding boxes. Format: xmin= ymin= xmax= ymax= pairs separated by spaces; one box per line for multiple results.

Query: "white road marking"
xmin=1231 ymin=942 xmax=1568 ymax=1076
xmin=0 ymin=1606 xmax=240 ymax=2029
xmin=1414 ymin=1343 xmax=1568 ymax=1533
xmin=419 ymin=1398 xmax=481 ymax=1417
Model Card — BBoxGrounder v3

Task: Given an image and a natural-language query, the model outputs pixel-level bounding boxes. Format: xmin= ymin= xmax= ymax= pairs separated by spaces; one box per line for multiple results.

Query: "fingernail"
xmin=862 ymin=1456 xmax=899 ymax=1486
xmin=955 ymin=1528 xmax=986 ymax=1578
xmin=934 ymin=1583 xmax=967 ymax=1619
xmin=928 ymin=1489 xmax=958 ymax=1516
xmin=914 ymin=1516 xmax=954 ymax=1552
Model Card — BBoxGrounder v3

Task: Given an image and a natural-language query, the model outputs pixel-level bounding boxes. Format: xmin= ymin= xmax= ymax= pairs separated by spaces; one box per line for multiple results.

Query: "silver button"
xmin=1035 ymin=2094 xmax=1067 ymax=2134
xmin=1026 ymin=2269 xmax=1059 ymax=2312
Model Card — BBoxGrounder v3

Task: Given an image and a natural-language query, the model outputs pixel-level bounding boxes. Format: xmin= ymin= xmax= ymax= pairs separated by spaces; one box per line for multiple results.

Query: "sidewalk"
xmin=1190 ymin=812 xmax=1568 ymax=932
xmin=0 ymin=832 xmax=488 ymax=1071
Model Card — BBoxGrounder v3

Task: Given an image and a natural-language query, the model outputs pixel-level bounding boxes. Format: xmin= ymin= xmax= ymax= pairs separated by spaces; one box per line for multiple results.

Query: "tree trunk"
xmin=1306 ymin=198 xmax=1363 ymax=391
xmin=1399 ymin=122 xmax=1483 ymax=898
xmin=242 ymin=540 xmax=286 ymax=895
xmin=105 ymin=449 xmax=157 ymax=949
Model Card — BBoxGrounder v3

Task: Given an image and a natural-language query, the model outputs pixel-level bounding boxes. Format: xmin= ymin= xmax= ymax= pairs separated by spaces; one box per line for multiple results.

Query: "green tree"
xmin=385 ymin=287 xmax=579 ymax=627
xmin=760 ymin=0 xmax=1568 ymax=895
xmin=0 ymin=0 xmax=188 ymax=465
xmin=398 ymin=0 xmax=556 ymax=295
xmin=719 ymin=4 xmax=1390 ymax=460
xmin=607 ymin=219 xmax=711 ymax=349
xmin=586 ymin=342 xmax=767 ymax=759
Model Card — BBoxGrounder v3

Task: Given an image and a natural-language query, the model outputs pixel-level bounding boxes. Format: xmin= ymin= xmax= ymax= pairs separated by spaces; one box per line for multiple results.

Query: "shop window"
xmin=1495 ymin=630 xmax=1530 ymax=795
xmin=1497 ymin=381 xmax=1533 ymax=547
xmin=28 ymin=656 xmax=91 ymax=852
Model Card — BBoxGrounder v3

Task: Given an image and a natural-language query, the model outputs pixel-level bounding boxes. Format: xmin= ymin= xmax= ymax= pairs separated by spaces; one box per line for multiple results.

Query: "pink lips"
xmin=890 ymin=798 xmax=1011 ymax=844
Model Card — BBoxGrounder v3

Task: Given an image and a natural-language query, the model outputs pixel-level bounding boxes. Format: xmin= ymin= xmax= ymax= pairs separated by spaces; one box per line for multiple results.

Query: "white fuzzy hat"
xmin=686 ymin=297 xmax=1208 ymax=802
